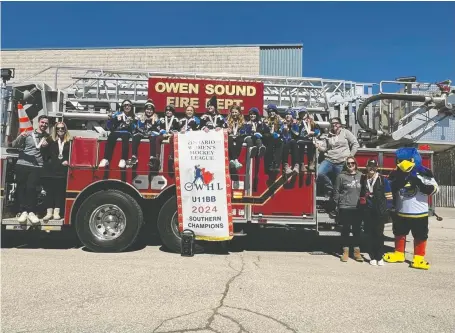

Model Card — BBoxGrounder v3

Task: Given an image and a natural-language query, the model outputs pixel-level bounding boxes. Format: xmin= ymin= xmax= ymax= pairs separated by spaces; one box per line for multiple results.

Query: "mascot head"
xmin=395 ymin=147 xmax=423 ymax=174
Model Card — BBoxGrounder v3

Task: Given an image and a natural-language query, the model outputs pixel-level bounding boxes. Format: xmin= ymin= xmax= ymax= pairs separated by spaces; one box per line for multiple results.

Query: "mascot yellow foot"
xmin=384 ymin=235 xmax=406 ymax=263
xmin=383 ymin=251 xmax=405 ymax=263
xmin=411 ymin=255 xmax=430 ymax=270
xmin=411 ymin=240 xmax=430 ymax=270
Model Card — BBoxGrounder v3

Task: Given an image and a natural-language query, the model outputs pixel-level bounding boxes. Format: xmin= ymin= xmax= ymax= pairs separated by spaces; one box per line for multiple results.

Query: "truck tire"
xmin=157 ymin=196 xmax=205 ymax=253
xmin=75 ymin=190 xmax=143 ymax=252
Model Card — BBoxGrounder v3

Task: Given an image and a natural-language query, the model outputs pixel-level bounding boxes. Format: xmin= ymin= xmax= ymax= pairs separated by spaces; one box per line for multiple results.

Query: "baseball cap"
xmin=366 ymin=159 xmax=378 ymax=168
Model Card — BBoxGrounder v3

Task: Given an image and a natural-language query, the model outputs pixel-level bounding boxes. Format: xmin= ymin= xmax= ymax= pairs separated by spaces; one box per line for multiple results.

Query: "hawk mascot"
xmin=384 ymin=147 xmax=439 ymax=270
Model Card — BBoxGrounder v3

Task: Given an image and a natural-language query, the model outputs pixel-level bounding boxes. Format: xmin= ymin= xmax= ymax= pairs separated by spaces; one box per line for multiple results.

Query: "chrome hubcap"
xmin=89 ymin=204 xmax=126 ymax=241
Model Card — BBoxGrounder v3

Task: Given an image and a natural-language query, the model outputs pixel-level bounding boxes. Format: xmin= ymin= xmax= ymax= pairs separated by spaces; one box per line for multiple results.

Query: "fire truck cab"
xmin=1 ymin=68 xmax=454 ymax=252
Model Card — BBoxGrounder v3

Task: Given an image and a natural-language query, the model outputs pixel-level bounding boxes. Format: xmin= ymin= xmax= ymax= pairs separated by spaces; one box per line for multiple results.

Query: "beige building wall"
xmin=1 ymin=46 xmax=261 ymax=89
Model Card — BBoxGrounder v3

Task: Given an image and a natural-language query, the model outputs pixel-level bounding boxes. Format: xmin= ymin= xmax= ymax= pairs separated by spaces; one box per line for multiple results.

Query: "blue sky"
xmin=2 ymin=1 xmax=454 ymax=83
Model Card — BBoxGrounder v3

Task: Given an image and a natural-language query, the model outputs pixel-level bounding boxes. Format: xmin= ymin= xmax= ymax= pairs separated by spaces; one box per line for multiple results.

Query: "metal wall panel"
xmin=259 ymin=45 xmax=303 ymax=77
xmin=434 ymin=186 xmax=455 ymax=208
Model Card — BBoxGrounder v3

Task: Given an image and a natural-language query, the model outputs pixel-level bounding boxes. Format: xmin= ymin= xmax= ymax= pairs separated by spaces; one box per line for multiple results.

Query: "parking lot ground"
xmin=1 ymin=208 xmax=454 ymax=333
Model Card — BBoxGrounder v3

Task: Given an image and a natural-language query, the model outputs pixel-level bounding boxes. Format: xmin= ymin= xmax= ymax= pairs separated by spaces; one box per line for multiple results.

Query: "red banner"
xmin=148 ymin=78 xmax=264 ymax=115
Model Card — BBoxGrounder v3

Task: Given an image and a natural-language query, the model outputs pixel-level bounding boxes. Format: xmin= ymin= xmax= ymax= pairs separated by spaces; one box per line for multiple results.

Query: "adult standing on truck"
xmin=12 ymin=115 xmax=50 ymax=224
xmin=333 ymin=156 xmax=363 ymax=263
xmin=316 ymin=117 xmax=359 ymax=197
xmin=41 ymin=121 xmax=72 ymax=221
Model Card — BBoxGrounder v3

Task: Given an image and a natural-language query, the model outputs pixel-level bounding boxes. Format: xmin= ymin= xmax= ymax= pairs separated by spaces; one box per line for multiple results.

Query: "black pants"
xmin=15 ymin=164 xmax=41 ymax=212
xmin=228 ymin=135 xmax=245 ymax=160
xmin=42 ymin=176 xmax=67 ymax=211
xmin=246 ymin=136 xmax=263 ymax=149
xmin=339 ymin=208 xmax=363 ymax=247
xmin=298 ymin=140 xmax=315 ymax=164
xmin=263 ymin=136 xmax=283 ymax=166
xmin=104 ymin=132 xmax=130 ymax=161
xmin=393 ymin=215 xmax=429 ymax=240
xmin=132 ymin=135 xmax=159 ymax=158
xmin=282 ymin=139 xmax=299 ymax=165
xmin=364 ymin=208 xmax=386 ymax=261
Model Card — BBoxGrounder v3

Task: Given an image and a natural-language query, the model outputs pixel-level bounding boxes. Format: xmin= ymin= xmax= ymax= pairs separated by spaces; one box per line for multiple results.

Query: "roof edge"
xmin=1 ymin=43 xmax=303 ymax=52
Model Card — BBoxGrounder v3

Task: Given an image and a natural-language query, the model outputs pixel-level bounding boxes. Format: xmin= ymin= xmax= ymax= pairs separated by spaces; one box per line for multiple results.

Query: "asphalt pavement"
xmin=1 ymin=208 xmax=455 ymax=333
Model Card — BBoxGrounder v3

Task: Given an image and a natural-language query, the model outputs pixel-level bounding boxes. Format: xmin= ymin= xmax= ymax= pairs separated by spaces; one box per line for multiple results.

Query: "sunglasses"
xmin=347 ymin=162 xmax=356 ymax=166
xmin=123 ymin=104 xmax=132 ymax=107
xmin=56 ymin=127 xmax=66 ymax=130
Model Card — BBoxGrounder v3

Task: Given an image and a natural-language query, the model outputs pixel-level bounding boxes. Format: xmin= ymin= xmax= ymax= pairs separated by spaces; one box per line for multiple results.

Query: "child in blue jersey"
xmin=298 ymin=109 xmax=320 ymax=172
xmin=281 ymin=109 xmax=301 ymax=175
xmin=127 ymin=99 xmax=161 ymax=169
xmin=244 ymin=107 xmax=266 ymax=158
xmin=99 ymin=99 xmax=136 ymax=168
xmin=159 ymin=105 xmax=180 ymax=135
xmin=262 ymin=104 xmax=284 ymax=172
xmin=179 ymin=106 xmax=201 ymax=132
xmin=200 ymin=96 xmax=227 ymax=131
xmin=158 ymin=104 xmax=180 ymax=165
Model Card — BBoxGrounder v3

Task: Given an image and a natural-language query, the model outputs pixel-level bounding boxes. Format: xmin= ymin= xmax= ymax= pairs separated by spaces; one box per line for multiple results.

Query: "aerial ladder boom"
xmin=356 ymin=80 xmax=455 ymax=145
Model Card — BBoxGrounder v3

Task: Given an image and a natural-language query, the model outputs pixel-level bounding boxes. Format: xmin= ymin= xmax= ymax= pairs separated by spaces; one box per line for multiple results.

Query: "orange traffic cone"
xmin=18 ymin=103 xmax=33 ymax=133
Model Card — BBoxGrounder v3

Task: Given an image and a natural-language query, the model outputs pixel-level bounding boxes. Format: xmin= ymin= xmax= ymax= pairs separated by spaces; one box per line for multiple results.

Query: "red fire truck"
xmin=1 ymin=68 xmax=453 ymax=252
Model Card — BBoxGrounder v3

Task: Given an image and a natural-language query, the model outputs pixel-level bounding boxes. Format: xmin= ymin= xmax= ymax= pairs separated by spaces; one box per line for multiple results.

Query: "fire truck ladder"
xmin=356 ymin=79 xmax=455 ymax=149
xmin=8 ymin=66 xmax=373 ymax=127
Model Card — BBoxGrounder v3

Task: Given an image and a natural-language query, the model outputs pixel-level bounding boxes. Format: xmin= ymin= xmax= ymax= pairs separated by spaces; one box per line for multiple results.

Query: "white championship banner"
xmin=174 ymin=129 xmax=233 ymax=241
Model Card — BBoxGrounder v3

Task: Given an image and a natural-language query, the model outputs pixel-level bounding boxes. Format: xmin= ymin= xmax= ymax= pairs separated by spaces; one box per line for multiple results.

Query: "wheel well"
xmin=70 ymin=180 xmax=144 ymax=225
xmin=155 ymin=185 xmax=176 ymax=207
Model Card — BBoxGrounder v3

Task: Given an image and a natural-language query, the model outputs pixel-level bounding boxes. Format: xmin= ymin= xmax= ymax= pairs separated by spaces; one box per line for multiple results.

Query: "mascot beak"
xmin=397 ymin=159 xmax=415 ymax=173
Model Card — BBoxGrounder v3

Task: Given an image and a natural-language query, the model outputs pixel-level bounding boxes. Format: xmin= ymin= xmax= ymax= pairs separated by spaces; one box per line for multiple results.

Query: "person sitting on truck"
xmin=244 ymin=107 xmax=266 ymax=158
xmin=99 ymin=99 xmax=136 ymax=169
xmin=179 ymin=106 xmax=201 ymax=132
xmin=12 ymin=115 xmax=51 ymax=224
xmin=262 ymin=104 xmax=284 ymax=173
xmin=280 ymin=109 xmax=300 ymax=175
xmin=127 ymin=99 xmax=160 ymax=169
xmin=159 ymin=104 xmax=180 ymax=164
xmin=159 ymin=104 xmax=180 ymax=135
xmin=333 ymin=156 xmax=363 ymax=263
xmin=297 ymin=109 xmax=320 ymax=172
xmin=41 ymin=121 xmax=72 ymax=221
xmin=359 ymin=159 xmax=393 ymax=266
xmin=316 ymin=117 xmax=359 ymax=197
xmin=226 ymin=105 xmax=248 ymax=170
xmin=201 ymin=96 xmax=227 ymax=131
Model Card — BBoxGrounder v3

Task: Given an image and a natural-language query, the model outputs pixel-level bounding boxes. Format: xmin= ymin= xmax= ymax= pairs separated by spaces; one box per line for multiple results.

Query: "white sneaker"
xmin=377 ymin=259 xmax=385 ymax=266
xmin=370 ymin=260 xmax=378 ymax=266
xmin=118 ymin=159 xmax=126 ymax=168
xmin=98 ymin=159 xmax=109 ymax=168
xmin=43 ymin=208 xmax=53 ymax=221
xmin=53 ymin=208 xmax=61 ymax=220
xmin=234 ymin=159 xmax=243 ymax=169
xmin=17 ymin=211 xmax=28 ymax=223
xmin=27 ymin=212 xmax=40 ymax=224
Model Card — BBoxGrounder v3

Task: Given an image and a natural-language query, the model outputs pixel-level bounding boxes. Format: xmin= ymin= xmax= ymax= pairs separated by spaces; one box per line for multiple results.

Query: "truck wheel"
xmin=157 ymin=196 xmax=205 ymax=253
xmin=75 ymin=190 xmax=143 ymax=252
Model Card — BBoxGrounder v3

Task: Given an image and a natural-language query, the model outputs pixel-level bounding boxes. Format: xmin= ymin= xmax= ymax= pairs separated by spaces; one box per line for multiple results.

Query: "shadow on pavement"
xmin=2 ymin=223 xmax=396 ymax=257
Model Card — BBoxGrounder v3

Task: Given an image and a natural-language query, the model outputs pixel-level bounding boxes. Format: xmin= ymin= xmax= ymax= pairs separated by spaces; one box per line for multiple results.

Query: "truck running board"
xmin=317 ymin=230 xmax=341 ymax=236
xmin=2 ymin=218 xmax=63 ymax=231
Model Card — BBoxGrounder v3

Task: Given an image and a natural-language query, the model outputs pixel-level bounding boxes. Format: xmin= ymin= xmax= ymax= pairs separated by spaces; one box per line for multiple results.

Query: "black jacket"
xmin=42 ymin=140 xmax=70 ymax=178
